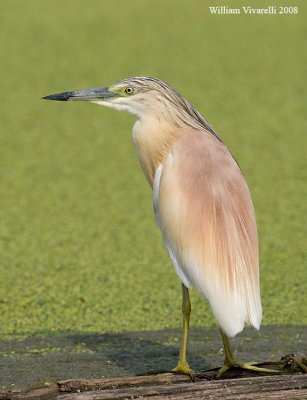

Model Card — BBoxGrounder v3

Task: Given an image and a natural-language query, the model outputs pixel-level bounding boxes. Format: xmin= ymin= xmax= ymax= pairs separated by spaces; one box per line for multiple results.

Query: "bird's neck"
xmin=132 ymin=116 xmax=183 ymax=187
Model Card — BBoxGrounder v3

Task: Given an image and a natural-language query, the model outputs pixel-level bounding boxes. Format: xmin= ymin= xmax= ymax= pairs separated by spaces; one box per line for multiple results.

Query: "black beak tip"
xmin=42 ymin=91 xmax=71 ymax=101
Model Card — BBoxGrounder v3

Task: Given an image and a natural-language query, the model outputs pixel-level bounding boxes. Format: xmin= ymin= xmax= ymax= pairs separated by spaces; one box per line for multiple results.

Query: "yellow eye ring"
xmin=125 ymin=86 xmax=134 ymax=95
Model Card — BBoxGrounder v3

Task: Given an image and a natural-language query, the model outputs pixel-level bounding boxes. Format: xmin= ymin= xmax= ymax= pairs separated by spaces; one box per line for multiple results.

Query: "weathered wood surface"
xmin=1 ymin=368 xmax=306 ymax=400
xmin=58 ymin=375 xmax=307 ymax=400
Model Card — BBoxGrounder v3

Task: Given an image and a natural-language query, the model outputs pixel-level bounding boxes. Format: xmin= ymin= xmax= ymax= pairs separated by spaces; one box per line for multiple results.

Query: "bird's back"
xmin=155 ymin=129 xmax=262 ymax=338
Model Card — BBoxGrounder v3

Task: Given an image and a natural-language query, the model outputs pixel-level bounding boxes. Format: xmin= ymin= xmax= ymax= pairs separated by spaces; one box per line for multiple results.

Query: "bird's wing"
xmin=155 ymin=130 xmax=262 ymax=337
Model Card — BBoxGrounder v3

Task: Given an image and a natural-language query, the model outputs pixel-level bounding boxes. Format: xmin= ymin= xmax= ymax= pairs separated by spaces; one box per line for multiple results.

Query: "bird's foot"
xmin=215 ymin=360 xmax=281 ymax=380
xmin=171 ymin=362 xmax=196 ymax=381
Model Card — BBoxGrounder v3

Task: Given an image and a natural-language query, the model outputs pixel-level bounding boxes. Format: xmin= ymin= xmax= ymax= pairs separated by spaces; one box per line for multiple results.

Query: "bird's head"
xmin=43 ymin=76 xmax=218 ymax=137
xmin=43 ymin=76 xmax=180 ymax=119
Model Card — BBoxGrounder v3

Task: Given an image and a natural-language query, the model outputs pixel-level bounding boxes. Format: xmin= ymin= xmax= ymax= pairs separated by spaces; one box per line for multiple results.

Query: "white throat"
xmin=91 ymin=98 xmax=143 ymax=119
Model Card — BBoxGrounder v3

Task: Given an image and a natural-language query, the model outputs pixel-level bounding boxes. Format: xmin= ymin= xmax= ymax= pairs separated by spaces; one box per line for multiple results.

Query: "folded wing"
xmin=154 ymin=130 xmax=262 ymax=337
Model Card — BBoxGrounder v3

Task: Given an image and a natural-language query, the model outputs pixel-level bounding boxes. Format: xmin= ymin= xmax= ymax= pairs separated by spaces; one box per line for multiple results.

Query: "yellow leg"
xmin=215 ymin=328 xmax=281 ymax=379
xmin=171 ymin=284 xmax=195 ymax=380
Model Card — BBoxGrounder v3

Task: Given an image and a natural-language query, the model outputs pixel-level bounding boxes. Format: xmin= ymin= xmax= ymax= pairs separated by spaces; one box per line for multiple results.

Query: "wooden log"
xmin=58 ymin=373 xmax=194 ymax=392
xmin=0 ymin=384 xmax=58 ymax=400
xmin=57 ymin=375 xmax=307 ymax=400
xmin=2 ymin=373 xmax=305 ymax=400
xmin=1 ymin=358 xmax=306 ymax=400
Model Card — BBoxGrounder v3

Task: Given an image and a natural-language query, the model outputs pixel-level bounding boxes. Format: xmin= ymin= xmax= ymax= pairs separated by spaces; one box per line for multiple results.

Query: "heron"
xmin=43 ymin=77 xmax=278 ymax=379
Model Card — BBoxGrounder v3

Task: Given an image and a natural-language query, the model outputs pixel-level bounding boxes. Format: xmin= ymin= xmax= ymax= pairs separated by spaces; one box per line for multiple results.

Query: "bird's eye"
xmin=125 ymin=86 xmax=134 ymax=95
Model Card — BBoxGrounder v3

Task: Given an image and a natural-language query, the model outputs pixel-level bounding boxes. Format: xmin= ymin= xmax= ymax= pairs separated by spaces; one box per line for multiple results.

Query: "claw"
xmin=171 ymin=363 xmax=196 ymax=381
xmin=215 ymin=361 xmax=281 ymax=380
xmin=216 ymin=329 xmax=282 ymax=379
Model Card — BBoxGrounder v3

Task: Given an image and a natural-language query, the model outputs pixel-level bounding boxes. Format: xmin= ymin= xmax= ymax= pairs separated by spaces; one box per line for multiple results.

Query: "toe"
xmin=171 ymin=364 xmax=196 ymax=381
